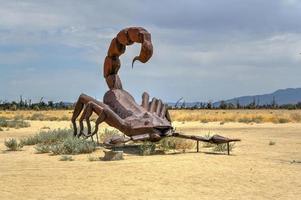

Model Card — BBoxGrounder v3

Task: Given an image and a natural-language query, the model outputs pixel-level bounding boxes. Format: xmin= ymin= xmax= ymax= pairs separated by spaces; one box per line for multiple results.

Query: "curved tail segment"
xmin=104 ymin=27 xmax=153 ymax=89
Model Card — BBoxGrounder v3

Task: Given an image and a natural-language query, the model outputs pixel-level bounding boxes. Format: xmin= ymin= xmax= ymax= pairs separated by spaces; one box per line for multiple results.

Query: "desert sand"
xmin=1 ymin=120 xmax=301 ymax=200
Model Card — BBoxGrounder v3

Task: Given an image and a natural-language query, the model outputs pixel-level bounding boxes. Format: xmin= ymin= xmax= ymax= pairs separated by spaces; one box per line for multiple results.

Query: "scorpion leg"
xmin=71 ymin=94 xmax=102 ymax=136
xmin=78 ymin=101 xmax=129 ymax=139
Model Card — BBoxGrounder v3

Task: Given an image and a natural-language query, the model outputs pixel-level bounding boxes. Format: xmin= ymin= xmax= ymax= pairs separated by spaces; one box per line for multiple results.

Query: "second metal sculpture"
xmin=71 ymin=27 xmax=240 ymax=153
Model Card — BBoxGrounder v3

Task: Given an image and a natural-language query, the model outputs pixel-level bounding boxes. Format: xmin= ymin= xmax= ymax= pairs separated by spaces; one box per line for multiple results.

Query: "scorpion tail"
xmin=104 ymin=27 xmax=153 ymax=89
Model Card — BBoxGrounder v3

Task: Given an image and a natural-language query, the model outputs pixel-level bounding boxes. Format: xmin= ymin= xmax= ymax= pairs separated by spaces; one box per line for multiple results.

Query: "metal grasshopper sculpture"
xmin=71 ymin=27 xmax=240 ymax=153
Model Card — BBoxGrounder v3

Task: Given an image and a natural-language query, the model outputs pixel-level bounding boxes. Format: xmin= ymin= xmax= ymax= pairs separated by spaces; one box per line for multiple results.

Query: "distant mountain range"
xmin=167 ymin=88 xmax=301 ymax=108
xmin=214 ymin=88 xmax=301 ymax=107
xmin=53 ymin=88 xmax=301 ymax=108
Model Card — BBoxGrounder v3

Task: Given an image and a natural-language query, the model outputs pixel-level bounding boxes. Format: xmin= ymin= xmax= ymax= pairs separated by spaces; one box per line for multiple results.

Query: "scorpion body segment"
xmin=104 ymin=27 xmax=153 ymax=89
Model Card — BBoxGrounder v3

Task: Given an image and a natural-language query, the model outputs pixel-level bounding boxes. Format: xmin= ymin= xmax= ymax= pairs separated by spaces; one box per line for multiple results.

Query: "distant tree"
xmin=219 ymin=100 xmax=227 ymax=109
xmin=206 ymin=101 xmax=212 ymax=109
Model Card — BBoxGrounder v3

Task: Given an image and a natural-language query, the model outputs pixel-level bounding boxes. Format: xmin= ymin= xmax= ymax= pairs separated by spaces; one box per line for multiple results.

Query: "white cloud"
xmin=0 ymin=0 xmax=301 ymax=102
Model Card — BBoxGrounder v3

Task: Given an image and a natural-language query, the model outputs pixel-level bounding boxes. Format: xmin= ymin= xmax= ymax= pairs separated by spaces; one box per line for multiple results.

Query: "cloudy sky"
xmin=0 ymin=0 xmax=301 ymax=103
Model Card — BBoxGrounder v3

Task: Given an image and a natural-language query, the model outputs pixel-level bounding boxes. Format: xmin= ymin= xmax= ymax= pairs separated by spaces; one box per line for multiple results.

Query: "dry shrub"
xmin=4 ymin=138 xmax=23 ymax=151
xmin=277 ymin=118 xmax=290 ymax=124
xmin=158 ymin=137 xmax=195 ymax=152
xmin=290 ymin=113 xmax=301 ymax=122
xmin=169 ymin=109 xmax=298 ymax=123
xmin=59 ymin=155 xmax=74 ymax=161
xmin=99 ymin=128 xmax=122 ymax=141
xmin=30 ymin=113 xmax=46 ymax=121
xmin=213 ymin=143 xmax=235 ymax=153
xmin=269 ymin=141 xmax=276 ymax=145
xmin=0 ymin=118 xmax=30 ymax=129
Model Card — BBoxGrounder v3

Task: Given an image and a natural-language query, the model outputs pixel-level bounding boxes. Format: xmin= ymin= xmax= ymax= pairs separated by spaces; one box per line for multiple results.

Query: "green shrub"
xmin=60 ymin=137 xmax=96 ymax=154
xmin=213 ymin=143 xmax=235 ymax=153
xmin=4 ymin=138 xmax=23 ymax=151
xmin=21 ymin=128 xmax=96 ymax=155
xmin=50 ymin=144 xmax=64 ymax=155
xmin=59 ymin=155 xmax=74 ymax=161
xmin=158 ymin=137 xmax=176 ymax=151
xmin=35 ymin=144 xmax=51 ymax=153
xmin=0 ymin=118 xmax=30 ymax=129
xmin=20 ymin=128 xmax=72 ymax=146
xmin=138 ymin=141 xmax=156 ymax=155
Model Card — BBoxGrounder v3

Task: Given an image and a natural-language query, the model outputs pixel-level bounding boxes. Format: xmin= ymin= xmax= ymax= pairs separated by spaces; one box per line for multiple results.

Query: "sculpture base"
xmin=102 ymin=150 xmax=124 ymax=161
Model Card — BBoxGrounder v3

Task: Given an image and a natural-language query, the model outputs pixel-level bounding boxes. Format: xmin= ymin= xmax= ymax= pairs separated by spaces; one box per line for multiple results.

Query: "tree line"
xmin=170 ymin=97 xmax=301 ymax=110
xmin=1 ymin=96 xmax=301 ymax=111
xmin=0 ymin=96 xmax=73 ymax=110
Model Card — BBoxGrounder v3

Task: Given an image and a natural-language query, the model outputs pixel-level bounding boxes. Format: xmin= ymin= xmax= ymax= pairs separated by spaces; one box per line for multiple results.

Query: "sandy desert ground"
xmin=1 ymin=119 xmax=301 ymax=199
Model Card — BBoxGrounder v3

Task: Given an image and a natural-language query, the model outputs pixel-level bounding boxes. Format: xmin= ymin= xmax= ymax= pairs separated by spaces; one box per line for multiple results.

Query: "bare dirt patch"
xmin=0 ymin=121 xmax=301 ymax=199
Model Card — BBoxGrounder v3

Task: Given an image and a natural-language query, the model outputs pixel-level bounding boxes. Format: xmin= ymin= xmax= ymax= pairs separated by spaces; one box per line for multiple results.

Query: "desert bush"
xmin=87 ymin=155 xmax=100 ymax=161
xmin=14 ymin=115 xmax=24 ymax=120
xmin=0 ymin=127 xmax=3 ymax=131
xmin=60 ymin=137 xmax=96 ymax=155
xmin=269 ymin=141 xmax=276 ymax=145
xmin=33 ymin=135 xmax=96 ymax=155
xmin=213 ymin=143 xmax=235 ymax=153
xmin=99 ymin=128 xmax=122 ymax=141
xmin=60 ymin=115 xmax=69 ymax=121
xmin=238 ymin=116 xmax=263 ymax=124
xmin=158 ymin=137 xmax=177 ymax=151
xmin=30 ymin=113 xmax=46 ymax=120
xmin=202 ymin=132 xmax=215 ymax=148
xmin=49 ymin=116 xmax=59 ymax=121
xmin=4 ymin=138 xmax=23 ymax=151
xmin=21 ymin=128 xmax=96 ymax=155
xmin=50 ymin=144 xmax=64 ymax=155
xmin=277 ymin=118 xmax=290 ymax=124
xmin=200 ymin=119 xmax=209 ymax=123
xmin=20 ymin=128 xmax=72 ymax=146
xmin=35 ymin=143 xmax=51 ymax=153
xmin=59 ymin=155 xmax=74 ymax=161
xmin=290 ymin=113 xmax=301 ymax=122
xmin=223 ymin=117 xmax=236 ymax=122
xmin=157 ymin=137 xmax=195 ymax=153
xmin=138 ymin=141 xmax=156 ymax=155
xmin=0 ymin=118 xmax=30 ymax=129
xmin=252 ymin=116 xmax=264 ymax=123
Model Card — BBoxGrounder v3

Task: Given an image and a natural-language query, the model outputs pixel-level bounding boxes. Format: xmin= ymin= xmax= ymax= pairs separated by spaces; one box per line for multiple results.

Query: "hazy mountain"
xmin=213 ymin=88 xmax=301 ymax=107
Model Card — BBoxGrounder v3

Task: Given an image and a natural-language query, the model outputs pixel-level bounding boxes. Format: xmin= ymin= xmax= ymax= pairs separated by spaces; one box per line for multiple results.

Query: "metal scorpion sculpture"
xmin=71 ymin=27 xmax=240 ymax=153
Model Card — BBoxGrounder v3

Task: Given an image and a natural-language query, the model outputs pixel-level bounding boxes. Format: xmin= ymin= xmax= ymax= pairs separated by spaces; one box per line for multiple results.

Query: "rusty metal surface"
xmin=71 ymin=27 xmax=240 ymax=149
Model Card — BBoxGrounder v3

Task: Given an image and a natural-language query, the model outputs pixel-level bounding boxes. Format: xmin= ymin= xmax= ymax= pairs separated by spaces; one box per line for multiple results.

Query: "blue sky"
xmin=0 ymin=0 xmax=301 ymax=103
